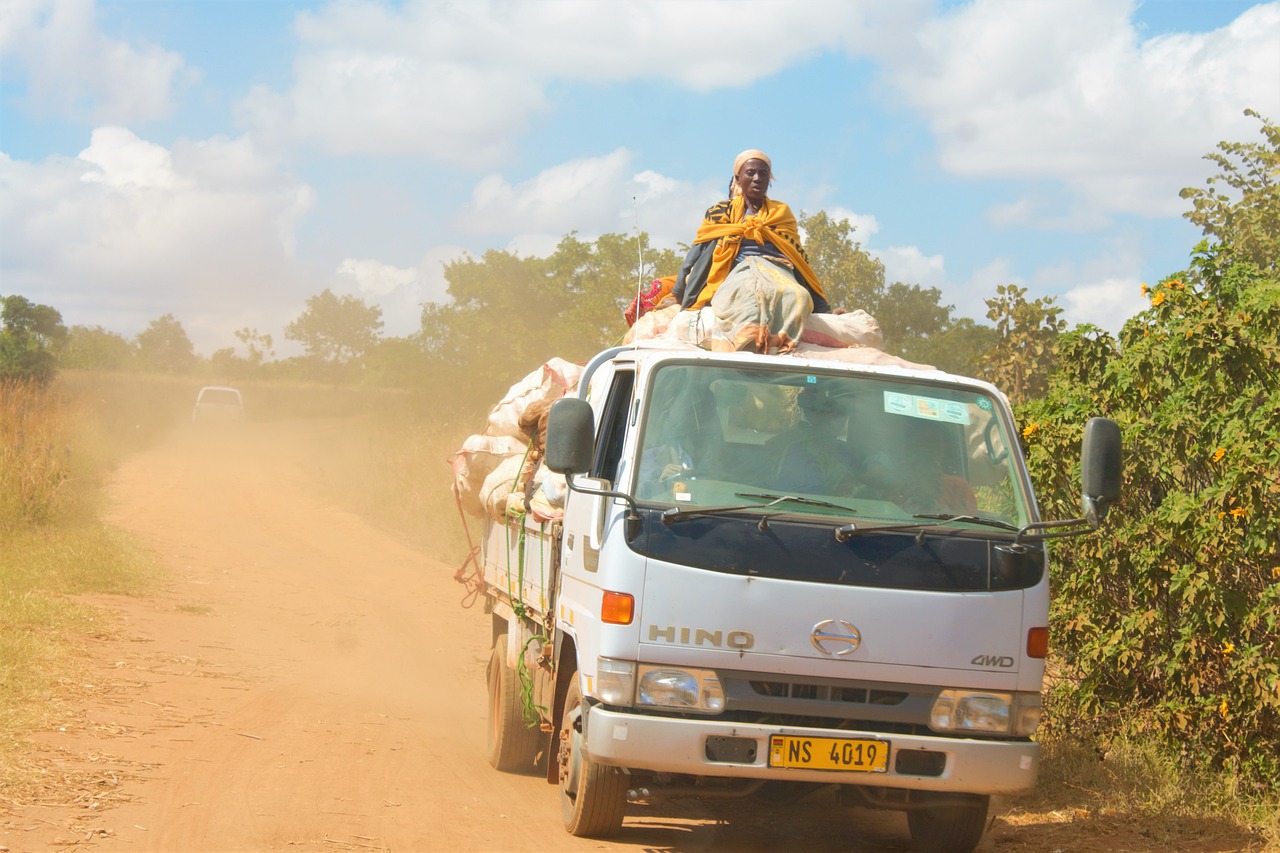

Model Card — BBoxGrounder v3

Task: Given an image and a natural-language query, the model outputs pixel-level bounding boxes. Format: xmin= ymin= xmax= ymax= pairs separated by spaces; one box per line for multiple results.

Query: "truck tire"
xmin=557 ymin=671 xmax=627 ymax=837
xmin=486 ymin=634 xmax=542 ymax=773
xmin=906 ymin=792 xmax=990 ymax=853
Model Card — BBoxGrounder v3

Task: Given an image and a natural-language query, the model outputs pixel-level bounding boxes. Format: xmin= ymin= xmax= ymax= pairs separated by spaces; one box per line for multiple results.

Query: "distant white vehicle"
xmin=192 ymin=386 xmax=244 ymax=424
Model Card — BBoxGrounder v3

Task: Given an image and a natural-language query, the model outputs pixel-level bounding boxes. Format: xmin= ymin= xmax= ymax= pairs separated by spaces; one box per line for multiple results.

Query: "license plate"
xmin=769 ymin=735 xmax=890 ymax=773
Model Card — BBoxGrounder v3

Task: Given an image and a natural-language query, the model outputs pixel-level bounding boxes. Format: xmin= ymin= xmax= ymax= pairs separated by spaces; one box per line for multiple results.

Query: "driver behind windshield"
xmin=772 ymin=388 xmax=861 ymax=495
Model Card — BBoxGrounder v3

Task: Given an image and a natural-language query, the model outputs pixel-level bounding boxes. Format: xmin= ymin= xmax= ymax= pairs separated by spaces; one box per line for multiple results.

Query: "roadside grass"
xmin=0 ymin=374 xmax=176 ymax=791
xmin=0 ymin=524 xmax=161 ymax=788
xmin=1009 ymin=730 xmax=1280 ymax=849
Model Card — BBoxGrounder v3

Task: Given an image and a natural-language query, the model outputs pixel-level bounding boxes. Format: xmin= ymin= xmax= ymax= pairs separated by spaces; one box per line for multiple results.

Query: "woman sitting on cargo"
xmin=671 ymin=150 xmax=831 ymax=353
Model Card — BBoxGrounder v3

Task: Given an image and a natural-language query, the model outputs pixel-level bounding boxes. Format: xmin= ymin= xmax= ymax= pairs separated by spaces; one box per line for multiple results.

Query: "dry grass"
xmin=0 ymin=373 xmax=177 ymax=791
xmin=0 ymin=380 xmax=72 ymax=530
xmin=1011 ymin=732 xmax=1280 ymax=850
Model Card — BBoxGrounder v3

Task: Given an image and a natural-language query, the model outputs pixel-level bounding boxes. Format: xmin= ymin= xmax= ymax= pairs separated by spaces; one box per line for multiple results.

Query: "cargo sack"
xmin=450 ymin=434 xmax=527 ymax=518
xmin=800 ymin=309 xmax=884 ymax=350
xmin=486 ymin=357 xmax=583 ymax=438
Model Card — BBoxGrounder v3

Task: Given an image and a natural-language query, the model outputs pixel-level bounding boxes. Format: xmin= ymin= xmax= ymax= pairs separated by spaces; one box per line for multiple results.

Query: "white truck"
xmin=478 ymin=343 xmax=1121 ymax=852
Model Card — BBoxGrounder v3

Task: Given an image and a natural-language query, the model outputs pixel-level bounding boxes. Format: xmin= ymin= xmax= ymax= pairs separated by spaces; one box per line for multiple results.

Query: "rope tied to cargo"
xmin=502 ymin=440 xmax=539 ymax=621
xmin=450 ymin=486 xmax=484 ymax=608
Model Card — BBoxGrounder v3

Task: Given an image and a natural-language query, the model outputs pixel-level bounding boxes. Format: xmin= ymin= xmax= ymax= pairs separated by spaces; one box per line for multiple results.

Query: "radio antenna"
xmin=634 ymin=195 xmax=645 ymax=304
xmin=632 ymin=195 xmax=645 ymax=353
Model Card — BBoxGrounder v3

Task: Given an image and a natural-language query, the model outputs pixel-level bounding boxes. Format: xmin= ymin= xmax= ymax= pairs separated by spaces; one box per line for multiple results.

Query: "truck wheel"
xmin=486 ymin=634 xmax=541 ymax=773
xmin=906 ymin=792 xmax=990 ymax=853
xmin=557 ymin=671 xmax=627 ymax=837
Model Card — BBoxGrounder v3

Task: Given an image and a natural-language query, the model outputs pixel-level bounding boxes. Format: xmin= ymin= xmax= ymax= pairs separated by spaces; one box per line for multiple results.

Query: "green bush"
xmin=1023 ymin=242 xmax=1279 ymax=790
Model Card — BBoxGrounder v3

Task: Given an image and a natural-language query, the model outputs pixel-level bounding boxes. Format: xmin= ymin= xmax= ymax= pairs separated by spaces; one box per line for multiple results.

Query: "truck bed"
xmin=481 ymin=515 xmax=556 ymax=621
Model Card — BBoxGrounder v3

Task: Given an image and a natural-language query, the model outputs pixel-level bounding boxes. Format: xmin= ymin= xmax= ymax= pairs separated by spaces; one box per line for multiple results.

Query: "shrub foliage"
xmin=1023 ymin=242 xmax=1279 ymax=788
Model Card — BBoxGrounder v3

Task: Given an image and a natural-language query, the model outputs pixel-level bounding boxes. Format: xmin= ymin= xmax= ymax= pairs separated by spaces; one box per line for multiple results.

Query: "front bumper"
xmin=584 ymin=705 xmax=1038 ymax=794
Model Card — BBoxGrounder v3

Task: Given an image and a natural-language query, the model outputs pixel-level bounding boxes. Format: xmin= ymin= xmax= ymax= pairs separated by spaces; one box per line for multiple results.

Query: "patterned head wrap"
xmin=731 ymin=149 xmax=772 ymax=198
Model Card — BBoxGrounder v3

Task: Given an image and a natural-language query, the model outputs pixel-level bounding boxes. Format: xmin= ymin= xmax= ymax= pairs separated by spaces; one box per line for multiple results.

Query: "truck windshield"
xmin=633 ymin=363 xmax=1033 ymax=530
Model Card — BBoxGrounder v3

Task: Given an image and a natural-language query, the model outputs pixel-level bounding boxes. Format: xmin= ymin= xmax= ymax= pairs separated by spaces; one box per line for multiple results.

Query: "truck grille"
xmin=750 ymin=680 xmax=908 ymax=706
xmin=718 ymin=673 xmax=935 ymax=734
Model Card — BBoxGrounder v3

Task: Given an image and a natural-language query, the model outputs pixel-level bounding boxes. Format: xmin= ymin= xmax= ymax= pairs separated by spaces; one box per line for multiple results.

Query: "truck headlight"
xmin=636 ymin=665 xmax=725 ymax=714
xmin=929 ymin=690 xmax=1041 ymax=736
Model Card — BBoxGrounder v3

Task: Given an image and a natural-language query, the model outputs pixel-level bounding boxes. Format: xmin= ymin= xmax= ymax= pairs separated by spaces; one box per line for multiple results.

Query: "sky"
xmin=2 ymin=0 xmax=1278 ymax=357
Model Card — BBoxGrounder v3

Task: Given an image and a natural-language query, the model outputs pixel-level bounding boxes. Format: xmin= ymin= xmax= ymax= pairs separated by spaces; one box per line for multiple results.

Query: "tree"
xmin=798 ymin=211 xmax=995 ymax=371
xmin=1 ymin=295 xmax=68 ymax=385
xmin=1022 ymin=118 xmax=1280 ymax=791
xmin=799 ymin=211 xmax=887 ymax=313
xmin=907 ymin=317 xmax=998 ymax=378
xmin=1024 ymin=246 xmax=1279 ymax=789
xmin=419 ymin=232 xmax=679 ymax=407
xmin=234 ymin=327 xmax=275 ymax=366
xmin=135 ymin=314 xmax=197 ymax=374
xmin=58 ymin=325 xmax=134 ymax=371
xmin=285 ymin=289 xmax=384 ymax=367
xmin=981 ymin=284 xmax=1064 ymax=405
xmin=1180 ymin=110 xmax=1279 ymax=276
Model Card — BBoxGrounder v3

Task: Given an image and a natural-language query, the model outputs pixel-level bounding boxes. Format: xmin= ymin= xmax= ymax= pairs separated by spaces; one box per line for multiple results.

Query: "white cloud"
xmin=333 ymin=245 xmax=465 ymax=337
xmin=1061 ymin=278 xmax=1148 ymax=334
xmin=0 ymin=0 xmax=187 ymax=123
xmin=874 ymin=245 xmax=945 ymax=289
xmin=0 ymin=127 xmax=316 ymax=353
xmin=236 ymin=0 xmax=873 ymax=165
xmin=818 ymin=206 xmax=881 ymax=242
xmin=884 ymin=0 xmax=1280 ymax=216
xmin=1033 ymin=241 xmax=1151 ymax=334
xmin=986 ymin=194 xmax=1112 ymax=232
xmin=951 ymin=258 xmax=1022 ymax=321
xmin=457 ymin=149 xmax=720 ymax=251
xmin=416 ymin=244 xmax=465 ymax=305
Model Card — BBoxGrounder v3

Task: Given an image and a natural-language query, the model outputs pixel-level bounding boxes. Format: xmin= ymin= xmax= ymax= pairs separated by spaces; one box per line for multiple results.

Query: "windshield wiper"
xmin=912 ymin=513 xmax=1021 ymax=532
xmin=662 ymin=493 xmax=855 ymax=525
xmin=834 ymin=513 xmax=1020 ymax=543
xmin=735 ymin=492 xmax=856 ymax=512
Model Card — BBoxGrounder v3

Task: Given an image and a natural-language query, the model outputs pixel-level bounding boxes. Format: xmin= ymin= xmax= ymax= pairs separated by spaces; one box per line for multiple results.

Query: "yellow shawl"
xmin=689 ymin=196 xmax=825 ymax=309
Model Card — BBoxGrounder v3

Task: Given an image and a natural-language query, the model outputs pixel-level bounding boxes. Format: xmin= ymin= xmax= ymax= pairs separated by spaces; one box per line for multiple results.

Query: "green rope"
xmin=499 ymin=439 xmax=554 ymax=723
xmin=516 ymin=632 xmax=550 ymax=725
xmin=502 ymin=440 xmax=536 ymax=621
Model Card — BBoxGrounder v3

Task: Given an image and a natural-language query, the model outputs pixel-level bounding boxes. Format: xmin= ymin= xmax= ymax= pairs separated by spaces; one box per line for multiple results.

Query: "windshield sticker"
xmin=883 ymin=391 xmax=971 ymax=425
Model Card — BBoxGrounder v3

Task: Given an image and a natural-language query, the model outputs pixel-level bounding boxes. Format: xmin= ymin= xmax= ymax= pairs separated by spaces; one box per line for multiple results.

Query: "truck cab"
xmin=482 ymin=345 xmax=1120 ymax=852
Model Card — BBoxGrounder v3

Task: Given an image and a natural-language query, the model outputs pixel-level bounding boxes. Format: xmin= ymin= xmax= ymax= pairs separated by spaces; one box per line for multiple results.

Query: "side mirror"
xmin=545 ymin=398 xmax=595 ymax=475
xmin=1080 ymin=417 xmax=1122 ymax=526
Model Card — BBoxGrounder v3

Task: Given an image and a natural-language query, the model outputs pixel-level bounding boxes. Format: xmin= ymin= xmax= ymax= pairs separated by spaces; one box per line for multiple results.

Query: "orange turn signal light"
xmin=1026 ymin=627 xmax=1049 ymax=659
xmin=601 ymin=591 xmax=634 ymax=625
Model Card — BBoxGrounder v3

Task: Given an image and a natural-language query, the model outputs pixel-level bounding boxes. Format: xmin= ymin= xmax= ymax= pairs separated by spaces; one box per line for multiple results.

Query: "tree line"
xmin=2 ymin=215 xmax=1063 ymax=411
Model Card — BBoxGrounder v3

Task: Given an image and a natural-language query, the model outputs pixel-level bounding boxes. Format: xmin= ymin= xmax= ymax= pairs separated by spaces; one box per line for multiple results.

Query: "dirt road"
xmin=1 ymin=421 xmax=1259 ymax=852
xmin=1 ymin=421 xmax=926 ymax=852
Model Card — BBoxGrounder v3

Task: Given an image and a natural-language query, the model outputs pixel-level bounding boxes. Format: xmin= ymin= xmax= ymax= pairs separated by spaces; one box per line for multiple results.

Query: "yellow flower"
xmin=1151 ymin=291 xmax=1166 ymax=307
xmin=1211 ymin=448 xmax=1226 ymax=463
xmin=1272 ymin=566 xmax=1280 ymax=580
xmin=1222 ymin=641 xmax=1235 ymax=655
xmin=1168 ymin=279 xmax=1185 ymax=290
xmin=1230 ymin=507 xmax=1247 ymax=519
xmin=1219 ymin=698 xmax=1229 ymax=718
xmin=1022 ymin=422 xmax=1040 ymax=440
xmin=1140 ymin=282 xmax=1150 ymax=296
